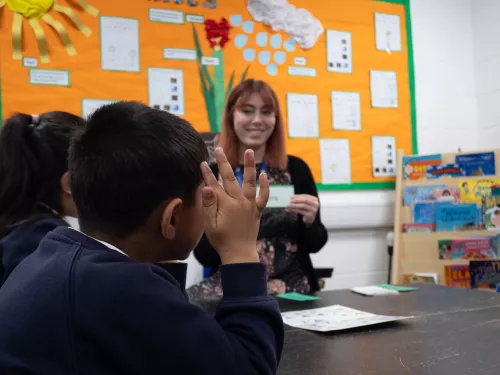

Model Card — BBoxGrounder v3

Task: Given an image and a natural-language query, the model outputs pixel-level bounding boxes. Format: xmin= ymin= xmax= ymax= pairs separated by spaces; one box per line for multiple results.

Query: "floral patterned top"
xmin=186 ymin=163 xmax=311 ymax=301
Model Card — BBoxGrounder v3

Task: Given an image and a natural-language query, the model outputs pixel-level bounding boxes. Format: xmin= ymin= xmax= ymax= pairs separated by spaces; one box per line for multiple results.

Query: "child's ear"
xmin=60 ymin=172 xmax=72 ymax=196
xmin=160 ymin=198 xmax=183 ymax=240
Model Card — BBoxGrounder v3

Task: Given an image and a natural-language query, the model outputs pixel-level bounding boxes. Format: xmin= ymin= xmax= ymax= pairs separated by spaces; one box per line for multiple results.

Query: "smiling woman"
xmin=0 ymin=0 xmax=99 ymax=63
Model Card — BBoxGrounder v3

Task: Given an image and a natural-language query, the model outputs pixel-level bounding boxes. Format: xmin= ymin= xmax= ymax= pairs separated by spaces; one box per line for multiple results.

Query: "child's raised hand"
xmin=200 ymin=147 xmax=269 ymax=265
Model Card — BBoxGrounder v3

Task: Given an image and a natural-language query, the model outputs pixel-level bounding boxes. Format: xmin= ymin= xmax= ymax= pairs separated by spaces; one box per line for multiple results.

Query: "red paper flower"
xmin=204 ymin=18 xmax=230 ymax=49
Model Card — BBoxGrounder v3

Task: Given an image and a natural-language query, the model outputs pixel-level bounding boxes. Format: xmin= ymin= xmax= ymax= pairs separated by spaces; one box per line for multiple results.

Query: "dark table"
xmin=193 ymin=284 xmax=500 ymax=374
xmin=278 ymin=284 xmax=500 ymax=375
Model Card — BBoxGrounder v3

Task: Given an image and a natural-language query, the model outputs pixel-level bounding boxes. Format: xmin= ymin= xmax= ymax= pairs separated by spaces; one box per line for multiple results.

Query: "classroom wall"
xmin=186 ymin=0 xmax=481 ymax=289
xmin=472 ymin=0 xmax=500 ymax=149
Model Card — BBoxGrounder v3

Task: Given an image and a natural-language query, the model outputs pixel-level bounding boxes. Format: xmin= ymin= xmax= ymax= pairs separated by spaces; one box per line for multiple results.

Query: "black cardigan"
xmin=193 ymin=155 xmax=328 ymax=292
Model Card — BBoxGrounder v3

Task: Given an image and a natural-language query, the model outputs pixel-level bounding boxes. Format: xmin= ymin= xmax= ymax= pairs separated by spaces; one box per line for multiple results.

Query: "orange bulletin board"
xmin=0 ymin=0 xmax=417 ymax=191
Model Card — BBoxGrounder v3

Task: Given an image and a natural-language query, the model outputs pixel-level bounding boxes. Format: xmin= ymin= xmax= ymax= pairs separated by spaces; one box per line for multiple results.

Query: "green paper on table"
xmin=377 ymin=284 xmax=419 ymax=292
xmin=276 ymin=293 xmax=320 ymax=301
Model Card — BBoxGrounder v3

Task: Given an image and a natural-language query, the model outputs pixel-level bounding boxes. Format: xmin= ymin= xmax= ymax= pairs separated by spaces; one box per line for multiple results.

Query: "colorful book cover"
xmin=403 ymin=185 xmax=446 ymax=206
xmin=438 ymin=237 xmax=496 ymax=260
xmin=435 ymin=203 xmax=478 ymax=232
xmin=469 ymin=260 xmax=500 ymax=289
xmin=426 ymin=164 xmax=464 ymax=179
xmin=456 ymin=152 xmax=495 ymax=177
xmin=444 ymin=265 xmax=470 ymax=288
xmin=400 ymin=273 xmax=437 ymax=284
xmin=458 ymin=179 xmax=500 ymax=229
xmin=482 ymin=195 xmax=500 ymax=230
xmin=413 ymin=202 xmax=437 ymax=225
xmin=402 ymin=154 xmax=442 ymax=180
xmin=402 ymin=224 xmax=434 ymax=232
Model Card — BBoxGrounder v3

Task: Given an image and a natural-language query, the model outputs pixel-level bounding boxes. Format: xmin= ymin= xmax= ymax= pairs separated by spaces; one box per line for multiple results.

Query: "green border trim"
xmin=29 ymin=69 xmax=71 ymax=87
xmin=317 ymin=181 xmax=396 ymax=191
xmin=374 ymin=0 xmax=418 ymax=155
xmin=100 ymin=16 xmax=141 ymax=73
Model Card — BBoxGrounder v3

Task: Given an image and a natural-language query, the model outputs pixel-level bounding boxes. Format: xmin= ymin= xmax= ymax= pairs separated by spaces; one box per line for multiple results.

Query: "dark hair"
xmin=0 ymin=111 xmax=85 ymax=236
xmin=68 ymin=101 xmax=208 ymax=237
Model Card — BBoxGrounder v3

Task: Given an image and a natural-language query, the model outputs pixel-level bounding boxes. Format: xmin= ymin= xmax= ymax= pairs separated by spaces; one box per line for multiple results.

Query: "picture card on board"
xmin=286 ymin=93 xmax=319 ymax=138
xmin=326 ymin=29 xmax=352 ymax=74
xmin=372 ymin=136 xmax=396 ymax=177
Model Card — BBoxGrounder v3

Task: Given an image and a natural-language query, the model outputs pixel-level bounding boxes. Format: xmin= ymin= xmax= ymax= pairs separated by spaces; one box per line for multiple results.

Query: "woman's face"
xmin=233 ymin=93 xmax=276 ymax=149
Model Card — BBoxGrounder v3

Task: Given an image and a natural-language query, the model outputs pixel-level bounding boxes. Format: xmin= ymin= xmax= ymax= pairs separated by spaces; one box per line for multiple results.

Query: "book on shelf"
xmin=470 ymin=260 xmax=500 ymax=289
xmin=438 ymin=237 xmax=497 ymax=260
xmin=444 ymin=265 xmax=470 ymax=288
xmin=456 ymin=152 xmax=495 ymax=177
xmin=402 ymin=154 xmax=442 ymax=180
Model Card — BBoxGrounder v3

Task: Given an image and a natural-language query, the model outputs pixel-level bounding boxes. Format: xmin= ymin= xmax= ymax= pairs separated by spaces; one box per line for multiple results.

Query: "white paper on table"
xmin=319 ymin=139 xmax=351 ymax=184
xmin=372 ymin=136 xmax=396 ymax=177
xmin=82 ymin=99 xmax=118 ymax=119
xmin=326 ymin=29 xmax=352 ymax=74
xmin=351 ymin=286 xmax=400 ymax=296
xmin=148 ymin=68 xmax=185 ymax=116
xmin=331 ymin=91 xmax=361 ymax=131
xmin=282 ymin=305 xmax=412 ymax=332
xmin=375 ymin=13 xmax=402 ymax=52
xmin=287 ymin=93 xmax=319 ymax=138
xmin=370 ymin=70 xmax=398 ymax=108
xmin=100 ymin=17 xmax=140 ymax=72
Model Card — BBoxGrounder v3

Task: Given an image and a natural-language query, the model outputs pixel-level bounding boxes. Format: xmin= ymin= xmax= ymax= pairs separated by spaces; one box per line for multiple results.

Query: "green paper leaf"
xmin=276 ymin=293 xmax=320 ymax=301
xmin=377 ymin=284 xmax=419 ymax=292
xmin=192 ymin=25 xmax=214 ymax=90
xmin=226 ymin=71 xmax=235 ymax=98
xmin=240 ymin=65 xmax=250 ymax=83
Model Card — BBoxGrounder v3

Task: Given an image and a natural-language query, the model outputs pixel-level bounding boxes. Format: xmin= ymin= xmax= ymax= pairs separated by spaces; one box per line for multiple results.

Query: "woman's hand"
xmin=286 ymin=194 xmax=319 ymax=227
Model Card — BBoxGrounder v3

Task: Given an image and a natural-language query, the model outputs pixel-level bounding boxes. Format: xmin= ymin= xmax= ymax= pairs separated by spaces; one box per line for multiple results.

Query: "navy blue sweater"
xmin=0 ymin=227 xmax=284 ymax=374
xmin=0 ymin=217 xmax=67 ymax=285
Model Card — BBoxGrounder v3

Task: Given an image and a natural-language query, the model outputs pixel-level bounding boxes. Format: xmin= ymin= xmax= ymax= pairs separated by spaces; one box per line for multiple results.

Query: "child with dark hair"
xmin=0 ymin=101 xmax=284 ymax=374
xmin=0 ymin=111 xmax=85 ymax=284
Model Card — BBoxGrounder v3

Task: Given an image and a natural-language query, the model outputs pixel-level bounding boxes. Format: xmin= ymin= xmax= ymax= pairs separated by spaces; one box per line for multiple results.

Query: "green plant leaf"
xmin=192 ymin=24 xmax=214 ymax=90
xmin=240 ymin=65 xmax=250 ymax=83
xmin=226 ymin=71 xmax=235 ymax=99
xmin=198 ymin=64 xmax=217 ymax=131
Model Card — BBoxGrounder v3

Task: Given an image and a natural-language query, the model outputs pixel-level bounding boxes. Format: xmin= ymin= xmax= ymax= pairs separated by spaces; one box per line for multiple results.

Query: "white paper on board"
xmin=82 ymin=99 xmax=118 ymax=119
xmin=319 ymin=139 xmax=351 ymax=184
xmin=331 ymin=91 xmax=361 ymax=131
xmin=287 ymin=93 xmax=319 ymax=138
xmin=326 ymin=30 xmax=352 ymax=74
xmin=372 ymin=136 xmax=396 ymax=177
xmin=148 ymin=68 xmax=185 ymax=116
xmin=29 ymin=69 xmax=69 ymax=86
xmin=375 ymin=13 xmax=402 ymax=52
xmin=370 ymin=70 xmax=398 ymax=108
xmin=100 ymin=17 xmax=140 ymax=72
xmin=282 ymin=305 xmax=412 ymax=332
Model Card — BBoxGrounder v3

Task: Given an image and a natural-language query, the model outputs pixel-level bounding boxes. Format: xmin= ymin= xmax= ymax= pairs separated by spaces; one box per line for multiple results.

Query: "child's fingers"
xmin=215 ymin=147 xmax=242 ymax=199
xmin=200 ymin=161 xmax=219 ymax=188
xmin=201 ymin=186 xmax=218 ymax=229
xmin=242 ymin=149 xmax=257 ymax=200
xmin=256 ymin=173 xmax=269 ymax=212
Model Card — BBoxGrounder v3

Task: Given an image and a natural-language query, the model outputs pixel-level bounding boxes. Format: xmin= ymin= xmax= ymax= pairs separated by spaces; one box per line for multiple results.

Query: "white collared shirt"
xmin=68 ymin=226 xmax=128 ymax=257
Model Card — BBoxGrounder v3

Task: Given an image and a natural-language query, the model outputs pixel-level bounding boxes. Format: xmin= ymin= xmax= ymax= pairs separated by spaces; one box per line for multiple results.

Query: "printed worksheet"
xmin=287 ymin=93 xmax=319 ymax=138
xmin=319 ymin=139 xmax=351 ymax=184
xmin=326 ymin=30 xmax=352 ymax=74
xmin=370 ymin=70 xmax=398 ymax=108
xmin=372 ymin=136 xmax=396 ymax=177
xmin=82 ymin=99 xmax=117 ymax=119
xmin=148 ymin=68 xmax=185 ymax=116
xmin=331 ymin=91 xmax=361 ymax=131
xmin=375 ymin=13 xmax=402 ymax=52
xmin=282 ymin=305 xmax=412 ymax=332
xmin=100 ymin=17 xmax=140 ymax=72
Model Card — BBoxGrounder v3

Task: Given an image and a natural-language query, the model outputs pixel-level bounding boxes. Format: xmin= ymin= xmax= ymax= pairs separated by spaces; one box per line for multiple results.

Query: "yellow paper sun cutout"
xmin=0 ymin=0 xmax=99 ymax=63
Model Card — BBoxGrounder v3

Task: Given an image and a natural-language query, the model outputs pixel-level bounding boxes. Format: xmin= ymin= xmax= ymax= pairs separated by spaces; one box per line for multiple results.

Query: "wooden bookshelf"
xmin=391 ymin=149 xmax=500 ymax=285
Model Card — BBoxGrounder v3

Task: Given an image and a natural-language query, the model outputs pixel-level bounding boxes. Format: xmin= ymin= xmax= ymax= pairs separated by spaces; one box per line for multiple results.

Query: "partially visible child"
xmin=0 ymin=102 xmax=284 ymax=374
xmin=0 ymin=111 xmax=85 ymax=284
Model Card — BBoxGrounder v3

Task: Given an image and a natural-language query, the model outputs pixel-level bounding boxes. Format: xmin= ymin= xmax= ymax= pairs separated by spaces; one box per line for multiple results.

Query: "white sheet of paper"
xmin=100 ymin=17 xmax=140 ymax=72
xmin=29 ymin=69 xmax=69 ymax=86
xmin=375 ymin=13 xmax=402 ymax=52
xmin=326 ymin=30 xmax=352 ymax=74
xmin=282 ymin=305 xmax=412 ymax=332
xmin=351 ymin=286 xmax=399 ymax=296
xmin=372 ymin=136 xmax=396 ymax=177
xmin=370 ymin=70 xmax=398 ymax=108
xmin=256 ymin=185 xmax=294 ymax=208
xmin=82 ymin=99 xmax=118 ymax=119
xmin=319 ymin=139 xmax=351 ymax=184
xmin=331 ymin=91 xmax=361 ymax=131
xmin=148 ymin=68 xmax=185 ymax=116
xmin=287 ymin=93 xmax=319 ymax=138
